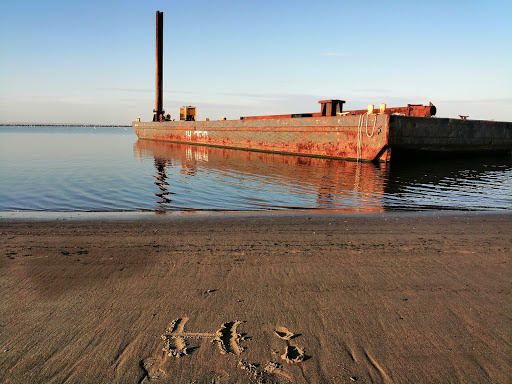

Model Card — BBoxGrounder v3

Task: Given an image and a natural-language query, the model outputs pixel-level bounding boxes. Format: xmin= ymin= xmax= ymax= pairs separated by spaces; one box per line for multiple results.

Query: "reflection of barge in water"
xmin=133 ymin=11 xmax=512 ymax=163
xmin=134 ymin=139 xmax=389 ymax=212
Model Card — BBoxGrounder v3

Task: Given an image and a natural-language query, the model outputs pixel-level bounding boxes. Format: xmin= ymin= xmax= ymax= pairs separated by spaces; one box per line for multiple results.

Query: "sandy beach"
xmin=1 ymin=211 xmax=510 ymax=383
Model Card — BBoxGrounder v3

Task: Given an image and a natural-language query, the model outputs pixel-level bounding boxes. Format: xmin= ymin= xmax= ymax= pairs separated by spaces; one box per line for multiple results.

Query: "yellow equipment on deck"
xmin=180 ymin=106 xmax=196 ymax=121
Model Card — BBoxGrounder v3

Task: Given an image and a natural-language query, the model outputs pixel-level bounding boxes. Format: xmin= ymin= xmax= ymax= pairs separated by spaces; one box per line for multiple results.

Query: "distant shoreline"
xmin=1 ymin=123 xmax=131 ymax=127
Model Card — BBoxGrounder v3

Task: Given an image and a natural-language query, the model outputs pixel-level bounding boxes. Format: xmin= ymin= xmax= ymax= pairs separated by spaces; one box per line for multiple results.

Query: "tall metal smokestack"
xmin=153 ymin=11 xmax=164 ymax=121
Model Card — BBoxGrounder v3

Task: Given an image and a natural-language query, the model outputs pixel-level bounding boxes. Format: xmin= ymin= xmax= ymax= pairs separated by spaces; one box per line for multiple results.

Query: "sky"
xmin=1 ymin=0 xmax=511 ymax=124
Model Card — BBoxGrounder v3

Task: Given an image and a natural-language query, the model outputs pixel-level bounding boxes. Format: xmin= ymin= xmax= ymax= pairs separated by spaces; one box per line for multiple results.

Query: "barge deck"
xmin=133 ymin=105 xmax=512 ymax=162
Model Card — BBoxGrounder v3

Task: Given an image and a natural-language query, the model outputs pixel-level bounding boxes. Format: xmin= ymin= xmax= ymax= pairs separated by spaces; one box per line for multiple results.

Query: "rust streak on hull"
xmin=133 ymin=115 xmax=390 ymax=162
xmin=133 ymin=114 xmax=512 ymax=162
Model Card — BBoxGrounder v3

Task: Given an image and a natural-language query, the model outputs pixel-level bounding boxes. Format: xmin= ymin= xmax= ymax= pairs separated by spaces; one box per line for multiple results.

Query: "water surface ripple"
xmin=1 ymin=126 xmax=511 ymax=212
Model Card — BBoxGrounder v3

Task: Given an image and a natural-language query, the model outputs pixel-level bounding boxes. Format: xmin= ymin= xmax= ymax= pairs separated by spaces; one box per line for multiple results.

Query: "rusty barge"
xmin=133 ymin=11 xmax=512 ymax=163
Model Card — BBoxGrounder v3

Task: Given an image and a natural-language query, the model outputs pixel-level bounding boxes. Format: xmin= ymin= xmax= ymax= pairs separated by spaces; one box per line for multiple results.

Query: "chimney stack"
xmin=153 ymin=11 xmax=164 ymax=121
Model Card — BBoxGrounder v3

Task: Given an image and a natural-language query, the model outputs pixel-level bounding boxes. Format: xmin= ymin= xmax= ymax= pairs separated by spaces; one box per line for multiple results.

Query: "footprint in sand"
xmin=238 ymin=360 xmax=291 ymax=382
xmin=274 ymin=326 xmax=306 ymax=364
xmin=264 ymin=360 xmax=290 ymax=379
xmin=237 ymin=326 xmax=308 ymax=382
xmin=281 ymin=345 xmax=305 ymax=363
xmin=141 ymin=357 xmax=166 ymax=381
xmin=273 ymin=326 xmax=299 ymax=341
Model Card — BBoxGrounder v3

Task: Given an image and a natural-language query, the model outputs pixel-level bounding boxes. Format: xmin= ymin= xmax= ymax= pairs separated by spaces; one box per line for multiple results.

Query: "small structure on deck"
xmin=180 ymin=106 xmax=196 ymax=121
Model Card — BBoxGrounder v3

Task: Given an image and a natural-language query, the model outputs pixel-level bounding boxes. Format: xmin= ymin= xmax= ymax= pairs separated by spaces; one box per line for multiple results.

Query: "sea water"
xmin=0 ymin=126 xmax=511 ymax=213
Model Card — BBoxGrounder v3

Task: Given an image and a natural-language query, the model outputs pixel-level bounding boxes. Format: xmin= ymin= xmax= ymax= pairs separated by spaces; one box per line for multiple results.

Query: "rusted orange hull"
xmin=133 ymin=114 xmax=391 ymax=162
xmin=133 ymin=114 xmax=512 ymax=162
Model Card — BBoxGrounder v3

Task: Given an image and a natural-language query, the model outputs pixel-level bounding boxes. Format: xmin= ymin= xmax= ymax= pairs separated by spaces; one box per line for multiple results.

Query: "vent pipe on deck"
xmin=153 ymin=11 xmax=165 ymax=122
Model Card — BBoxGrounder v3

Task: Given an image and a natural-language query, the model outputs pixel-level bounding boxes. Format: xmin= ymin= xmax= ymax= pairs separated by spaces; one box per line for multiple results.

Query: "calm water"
xmin=1 ymin=126 xmax=511 ymax=213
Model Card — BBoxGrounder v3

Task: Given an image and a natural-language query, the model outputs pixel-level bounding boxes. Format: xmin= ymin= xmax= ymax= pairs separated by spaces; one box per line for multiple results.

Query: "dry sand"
xmin=1 ymin=212 xmax=510 ymax=383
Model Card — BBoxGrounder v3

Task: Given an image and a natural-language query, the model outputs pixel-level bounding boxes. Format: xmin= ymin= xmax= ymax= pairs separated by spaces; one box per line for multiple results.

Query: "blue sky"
xmin=1 ymin=0 xmax=511 ymax=124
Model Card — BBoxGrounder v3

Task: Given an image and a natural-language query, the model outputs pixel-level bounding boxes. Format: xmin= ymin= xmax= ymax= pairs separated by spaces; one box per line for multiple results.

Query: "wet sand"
xmin=1 ymin=212 xmax=511 ymax=383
